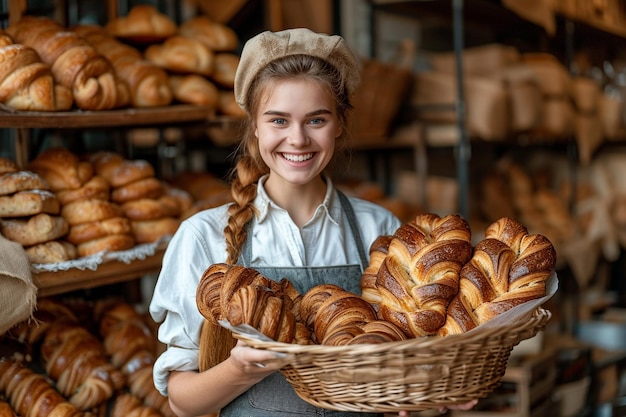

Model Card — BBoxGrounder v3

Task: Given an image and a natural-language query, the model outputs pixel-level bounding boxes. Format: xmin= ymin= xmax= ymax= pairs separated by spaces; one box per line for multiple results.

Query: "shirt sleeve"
xmin=149 ymin=209 xmax=228 ymax=395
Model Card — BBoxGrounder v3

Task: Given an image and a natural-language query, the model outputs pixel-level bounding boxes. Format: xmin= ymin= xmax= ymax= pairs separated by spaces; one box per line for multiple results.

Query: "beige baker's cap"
xmin=234 ymin=28 xmax=361 ymax=111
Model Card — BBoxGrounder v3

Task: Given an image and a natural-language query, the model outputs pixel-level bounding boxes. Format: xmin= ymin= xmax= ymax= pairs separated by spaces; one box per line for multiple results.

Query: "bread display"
xmin=0 ymin=31 xmax=73 ymax=112
xmin=6 ymin=16 xmax=129 ymax=110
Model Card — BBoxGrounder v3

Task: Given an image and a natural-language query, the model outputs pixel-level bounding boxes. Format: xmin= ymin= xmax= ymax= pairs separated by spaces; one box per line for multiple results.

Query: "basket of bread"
xmin=196 ymin=214 xmax=556 ymax=412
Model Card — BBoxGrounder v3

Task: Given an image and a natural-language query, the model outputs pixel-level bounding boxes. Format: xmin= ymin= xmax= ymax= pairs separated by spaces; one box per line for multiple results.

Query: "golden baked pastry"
xmin=76 ymin=233 xmax=135 ymax=257
xmin=0 ymin=213 xmax=68 ymax=246
xmin=105 ymin=5 xmax=177 ymax=40
xmin=25 ymin=240 xmax=77 ymax=264
xmin=145 ymin=36 xmax=215 ymax=76
xmin=66 ymin=216 xmax=131 ymax=245
xmin=0 ymin=170 xmax=49 ymax=196
xmin=61 ymin=199 xmax=123 ymax=226
xmin=0 ymin=190 xmax=60 ymax=217
xmin=177 ymin=16 xmax=238 ymax=52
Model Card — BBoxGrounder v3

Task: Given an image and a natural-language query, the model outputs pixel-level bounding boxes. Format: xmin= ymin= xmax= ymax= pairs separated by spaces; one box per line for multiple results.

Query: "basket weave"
xmin=232 ymin=307 xmax=551 ymax=413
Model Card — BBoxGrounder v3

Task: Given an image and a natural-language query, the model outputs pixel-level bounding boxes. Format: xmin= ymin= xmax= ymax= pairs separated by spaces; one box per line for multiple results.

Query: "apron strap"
xmin=240 ymin=190 xmax=369 ymax=271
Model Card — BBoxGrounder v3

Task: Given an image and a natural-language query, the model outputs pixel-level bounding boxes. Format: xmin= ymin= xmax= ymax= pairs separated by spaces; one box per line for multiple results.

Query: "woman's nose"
xmin=286 ymin=125 xmax=310 ymax=146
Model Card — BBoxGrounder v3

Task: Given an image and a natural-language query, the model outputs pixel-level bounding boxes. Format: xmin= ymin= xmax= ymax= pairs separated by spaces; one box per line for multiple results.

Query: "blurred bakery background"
xmin=1 ymin=0 xmax=626 ymax=416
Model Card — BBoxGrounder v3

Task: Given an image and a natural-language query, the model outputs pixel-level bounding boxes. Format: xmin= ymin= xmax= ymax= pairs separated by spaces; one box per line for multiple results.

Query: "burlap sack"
xmin=0 ymin=234 xmax=36 ymax=335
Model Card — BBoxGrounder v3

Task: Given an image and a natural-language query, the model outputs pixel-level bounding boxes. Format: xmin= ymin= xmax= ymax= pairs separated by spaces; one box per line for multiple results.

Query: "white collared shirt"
xmin=149 ymin=176 xmax=401 ymax=395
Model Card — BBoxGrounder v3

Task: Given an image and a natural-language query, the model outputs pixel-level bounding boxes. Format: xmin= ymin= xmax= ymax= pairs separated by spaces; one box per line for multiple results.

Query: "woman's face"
xmin=254 ymin=78 xmax=342 ymax=188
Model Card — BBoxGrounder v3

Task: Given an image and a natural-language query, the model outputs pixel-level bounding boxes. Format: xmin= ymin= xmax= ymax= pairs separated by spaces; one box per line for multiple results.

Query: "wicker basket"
xmin=231 ymin=308 xmax=551 ymax=413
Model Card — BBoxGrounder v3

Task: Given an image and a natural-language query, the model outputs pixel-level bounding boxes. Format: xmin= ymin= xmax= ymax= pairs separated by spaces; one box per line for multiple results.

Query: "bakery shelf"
xmin=0 ymin=104 xmax=216 ymax=129
xmin=33 ymin=248 xmax=165 ymax=297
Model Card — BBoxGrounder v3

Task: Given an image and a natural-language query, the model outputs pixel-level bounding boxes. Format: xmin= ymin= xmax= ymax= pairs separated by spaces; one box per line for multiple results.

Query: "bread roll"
xmin=130 ymin=217 xmax=179 ymax=243
xmin=110 ymin=177 xmax=164 ymax=203
xmin=145 ymin=36 xmax=215 ymax=76
xmin=0 ymin=213 xmax=68 ymax=246
xmin=169 ymin=74 xmax=219 ymax=107
xmin=25 ymin=240 xmax=77 ymax=264
xmin=0 ymin=170 xmax=49 ymax=196
xmin=0 ymin=190 xmax=60 ymax=217
xmin=76 ymin=233 xmax=135 ymax=257
xmin=56 ymin=175 xmax=110 ymax=205
xmin=218 ymin=90 xmax=245 ymax=118
xmin=178 ymin=16 xmax=238 ymax=52
xmin=103 ymin=159 xmax=155 ymax=188
xmin=67 ymin=216 xmax=131 ymax=245
xmin=210 ymin=53 xmax=239 ymax=88
xmin=105 ymin=5 xmax=177 ymax=40
xmin=121 ymin=195 xmax=181 ymax=220
xmin=61 ymin=199 xmax=122 ymax=226
xmin=26 ymin=147 xmax=92 ymax=192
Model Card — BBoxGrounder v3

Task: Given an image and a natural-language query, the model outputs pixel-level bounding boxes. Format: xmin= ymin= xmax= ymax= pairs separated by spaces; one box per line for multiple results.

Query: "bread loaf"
xmin=177 ymin=16 xmax=238 ymax=52
xmin=122 ymin=195 xmax=181 ymax=221
xmin=61 ymin=199 xmax=122 ymax=226
xmin=0 ymin=190 xmax=60 ymax=217
xmin=110 ymin=177 xmax=164 ymax=203
xmin=67 ymin=216 xmax=131 ymax=245
xmin=25 ymin=240 xmax=77 ymax=264
xmin=373 ymin=214 xmax=473 ymax=337
xmin=0 ymin=35 xmax=73 ymax=111
xmin=76 ymin=233 xmax=135 ymax=257
xmin=0 ymin=213 xmax=68 ymax=246
xmin=145 ymin=36 xmax=215 ymax=76
xmin=26 ymin=147 xmax=93 ymax=192
xmin=438 ymin=217 xmax=555 ymax=336
xmin=210 ymin=53 xmax=239 ymax=88
xmin=0 ymin=170 xmax=49 ymax=196
xmin=74 ymin=24 xmax=173 ymax=108
xmin=56 ymin=175 xmax=110 ymax=205
xmin=7 ymin=16 xmax=129 ymax=110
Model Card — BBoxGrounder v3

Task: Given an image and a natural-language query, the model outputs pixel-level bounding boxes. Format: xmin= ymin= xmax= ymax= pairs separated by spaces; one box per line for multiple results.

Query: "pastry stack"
xmin=91 ymin=151 xmax=180 ymax=244
xmin=26 ymin=148 xmax=134 ymax=258
xmin=0 ymin=156 xmax=75 ymax=264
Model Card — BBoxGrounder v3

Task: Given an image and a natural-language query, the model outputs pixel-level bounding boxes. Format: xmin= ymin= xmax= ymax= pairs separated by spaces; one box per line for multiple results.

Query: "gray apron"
xmin=220 ymin=191 xmax=383 ymax=417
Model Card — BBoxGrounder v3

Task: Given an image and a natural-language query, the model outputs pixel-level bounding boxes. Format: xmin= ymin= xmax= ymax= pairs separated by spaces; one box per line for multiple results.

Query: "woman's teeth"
xmin=282 ymin=153 xmax=313 ymax=162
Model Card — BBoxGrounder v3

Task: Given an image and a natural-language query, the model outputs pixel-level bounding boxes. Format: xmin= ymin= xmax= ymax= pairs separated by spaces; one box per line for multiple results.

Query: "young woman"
xmin=150 ymin=28 xmax=476 ymax=417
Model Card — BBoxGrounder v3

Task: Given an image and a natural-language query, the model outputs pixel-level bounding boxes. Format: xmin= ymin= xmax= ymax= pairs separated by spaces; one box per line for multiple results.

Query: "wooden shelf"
xmin=33 ymin=249 xmax=165 ymax=297
xmin=0 ymin=104 xmax=215 ymax=129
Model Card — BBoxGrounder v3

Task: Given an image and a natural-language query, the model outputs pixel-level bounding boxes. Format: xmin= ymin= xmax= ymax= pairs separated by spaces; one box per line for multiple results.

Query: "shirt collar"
xmin=254 ymin=175 xmax=341 ymax=226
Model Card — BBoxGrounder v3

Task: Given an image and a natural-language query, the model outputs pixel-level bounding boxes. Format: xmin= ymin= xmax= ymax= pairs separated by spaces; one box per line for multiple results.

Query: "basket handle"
xmin=315 ymin=364 xmax=449 ymax=384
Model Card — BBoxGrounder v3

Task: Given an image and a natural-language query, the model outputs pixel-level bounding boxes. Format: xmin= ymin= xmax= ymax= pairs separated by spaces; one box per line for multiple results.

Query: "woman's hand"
xmin=228 ymin=340 xmax=290 ymax=380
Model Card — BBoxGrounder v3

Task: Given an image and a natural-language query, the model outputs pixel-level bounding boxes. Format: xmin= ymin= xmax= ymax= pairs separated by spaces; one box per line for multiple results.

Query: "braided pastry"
xmin=373 ymin=214 xmax=473 ymax=337
xmin=0 ymin=357 xmax=83 ymax=417
xmin=438 ymin=217 xmax=555 ymax=336
xmin=360 ymin=235 xmax=393 ymax=308
xmin=40 ymin=320 xmax=124 ymax=410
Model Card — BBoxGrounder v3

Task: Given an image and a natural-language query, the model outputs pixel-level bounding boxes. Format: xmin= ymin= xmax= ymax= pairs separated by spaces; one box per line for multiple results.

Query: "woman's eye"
xmin=272 ymin=118 xmax=287 ymax=125
xmin=309 ymin=118 xmax=324 ymax=125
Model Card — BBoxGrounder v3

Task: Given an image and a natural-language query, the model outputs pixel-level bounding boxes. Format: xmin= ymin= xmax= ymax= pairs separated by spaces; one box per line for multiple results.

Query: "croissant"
xmin=94 ymin=300 xmax=175 ymax=417
xmin=225 ymin=284 xmax=298 ymax=343
xmin=145 ymin=36 xmax=215 ymax=76
xmin=40 ymin=320 xmax=125 ymax=410
xmin=438 ymin=217 xmax=556 ymax=336
xmin=73 ymin=25 xmax=173 ymax=108
xmin=374 ymin=214 xmax=473 ymax=337
xmin=0 ymin=32 xmax=73 ymax=111
xmin=0 ymin=357 xmax=83 ymax=417
xmin=300 ymin=284 xmax=405 ymax=346
xmin=26 ymin=147 xmax=93 ymax=192
xmin=6 ymin=16 xmax=129 ymax=110
xmin=0 ymin=400 xmax=16 ymax=417
xmin=8 ymin=297 xmax=78 ymax=346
